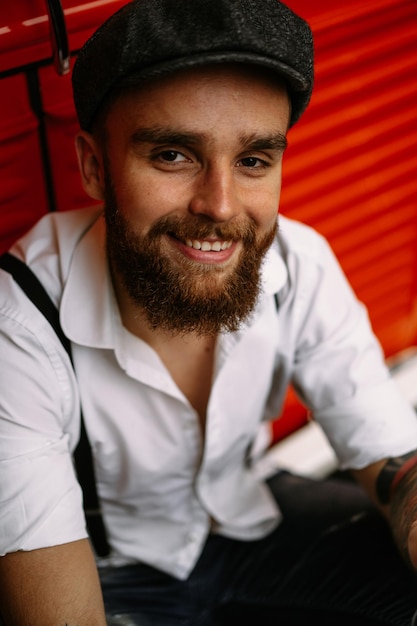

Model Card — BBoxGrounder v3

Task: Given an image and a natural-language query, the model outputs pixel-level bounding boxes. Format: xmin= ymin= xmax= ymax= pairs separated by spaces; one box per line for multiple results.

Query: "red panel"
xmin=0 ymin=0 xmax=48 ymax=72
xmin=38 ymin=60 xmax=100 ymax=213
xmin=282 ymin=0 xmax=417 ymax=359
xmin=0 ymin=74 xmax=48 ymax=254
xmin=270 ymin=0 xmax=417 ymax=443
xmin=0 ymin=1 xmax=130 ymax=73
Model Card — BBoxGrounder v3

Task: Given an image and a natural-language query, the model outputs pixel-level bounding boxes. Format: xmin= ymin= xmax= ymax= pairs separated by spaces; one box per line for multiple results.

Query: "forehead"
xmin=101 ymin=63 xmax=291 ymax=138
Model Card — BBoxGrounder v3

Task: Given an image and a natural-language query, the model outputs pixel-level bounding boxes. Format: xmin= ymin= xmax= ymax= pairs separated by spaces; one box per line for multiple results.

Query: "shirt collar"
xmin=260 ymin=232 xmax=288 ymax=297
xmin=61 ymin=213 xmax=119 ymax=349
xmin=60 ymin=216 xmax=288 ymax=350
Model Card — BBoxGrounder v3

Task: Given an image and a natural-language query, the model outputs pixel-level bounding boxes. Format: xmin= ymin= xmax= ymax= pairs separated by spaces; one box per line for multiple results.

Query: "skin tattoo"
xmin=376 ymin=450 xmax=417 ymax=566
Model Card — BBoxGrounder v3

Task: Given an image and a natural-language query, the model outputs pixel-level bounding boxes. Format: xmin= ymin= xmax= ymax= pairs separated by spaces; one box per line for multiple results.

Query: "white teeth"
xmin=185 ymin=239 xmax=232 ymax=252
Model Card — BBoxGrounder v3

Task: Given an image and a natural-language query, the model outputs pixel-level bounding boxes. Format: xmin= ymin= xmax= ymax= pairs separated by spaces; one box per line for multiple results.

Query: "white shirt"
xmin=1 ymin=207 xmax=416 ymax=579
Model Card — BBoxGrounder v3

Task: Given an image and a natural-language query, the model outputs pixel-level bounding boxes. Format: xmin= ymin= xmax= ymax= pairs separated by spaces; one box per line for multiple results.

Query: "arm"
xmin=0 ymin=539 xmax=107 ymax=626
xmin=352 ymin=453 xmax=417 ymax=571
xmin=0 ymin=283 xmax=107 ymax=623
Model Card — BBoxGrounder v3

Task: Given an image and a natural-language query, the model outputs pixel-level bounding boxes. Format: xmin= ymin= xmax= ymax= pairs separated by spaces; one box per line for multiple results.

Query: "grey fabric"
xmin=72 ymin=0 xmax=314 ymax=131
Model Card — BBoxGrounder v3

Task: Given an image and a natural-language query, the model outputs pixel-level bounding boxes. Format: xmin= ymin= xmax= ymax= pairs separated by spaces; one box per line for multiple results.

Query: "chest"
xmin=72 ymin=323 xmax=279 ymax=444
xmin=70 ymin=304 xmax=286 ymax=478
xmin=157 ymin=337 xmax=216 ymax=430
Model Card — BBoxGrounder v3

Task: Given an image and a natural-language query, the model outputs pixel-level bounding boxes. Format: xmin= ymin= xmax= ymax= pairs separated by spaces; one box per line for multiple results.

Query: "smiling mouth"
xmin=184 ymin=239 xmax=233 ymax=252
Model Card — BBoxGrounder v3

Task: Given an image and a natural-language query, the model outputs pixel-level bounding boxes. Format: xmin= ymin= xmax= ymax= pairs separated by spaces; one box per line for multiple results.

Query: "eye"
xmin=157 ymin=150 xmax=188 ymax=163
xmin=238 ymin=156 xmax=269 ymax=168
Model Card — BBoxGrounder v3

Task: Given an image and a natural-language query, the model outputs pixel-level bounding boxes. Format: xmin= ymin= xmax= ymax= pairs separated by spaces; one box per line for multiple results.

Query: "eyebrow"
xmin=241 ymin=132 xmax=288 ymax=152
xmin=131 ymin=127 xmax=203 ymax=146
xmin=131 ymin=127 xmax=287 ymax=152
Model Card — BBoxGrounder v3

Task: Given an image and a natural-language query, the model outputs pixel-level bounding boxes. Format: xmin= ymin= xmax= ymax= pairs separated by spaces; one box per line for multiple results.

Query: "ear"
xmin=75 ymin=131 xmax=105 ymax=201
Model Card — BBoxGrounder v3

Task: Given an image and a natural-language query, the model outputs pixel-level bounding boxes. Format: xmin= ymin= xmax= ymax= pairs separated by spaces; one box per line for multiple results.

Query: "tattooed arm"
xmin=380 ymin=453 xmax=417 ymax=569
xmin=352 ymin=452 xmax=417 ymax=571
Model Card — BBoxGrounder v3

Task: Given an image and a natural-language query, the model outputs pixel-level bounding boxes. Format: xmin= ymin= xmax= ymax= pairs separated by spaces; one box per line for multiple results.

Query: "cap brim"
xmin=120 ymin=51 xmax=309 ymax=94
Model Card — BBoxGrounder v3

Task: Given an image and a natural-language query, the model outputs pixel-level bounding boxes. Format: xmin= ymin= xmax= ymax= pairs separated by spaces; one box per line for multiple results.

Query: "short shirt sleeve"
xmin=286 ymin=227 xmax=417 ymax=469
xmin=0 ymin=274 xmax=87 ymax=554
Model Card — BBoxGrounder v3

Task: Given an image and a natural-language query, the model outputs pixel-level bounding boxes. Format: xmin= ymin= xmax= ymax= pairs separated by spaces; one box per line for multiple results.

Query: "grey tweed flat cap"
xmin=72 ymin=0 xmax=314 ymax=131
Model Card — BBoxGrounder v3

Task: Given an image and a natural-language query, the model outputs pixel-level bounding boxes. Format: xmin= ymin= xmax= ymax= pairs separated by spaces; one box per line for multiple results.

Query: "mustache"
xmin=146 ymin=214 xmax=258 ymax=244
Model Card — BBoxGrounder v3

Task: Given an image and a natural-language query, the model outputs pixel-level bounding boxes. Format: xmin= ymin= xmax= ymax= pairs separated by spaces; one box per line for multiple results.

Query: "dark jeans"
xmin=100 ymin=472 xmax=417 ymax=625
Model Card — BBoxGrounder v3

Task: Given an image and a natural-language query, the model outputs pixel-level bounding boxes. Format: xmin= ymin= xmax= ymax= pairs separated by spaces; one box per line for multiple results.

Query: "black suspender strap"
xmin=73 ymin=418 xmax=110 ymax=557
xmin=0 ymin=253 xmax=71 ymax=354
xmin=0 ymin=252 xmax=110 ymax=557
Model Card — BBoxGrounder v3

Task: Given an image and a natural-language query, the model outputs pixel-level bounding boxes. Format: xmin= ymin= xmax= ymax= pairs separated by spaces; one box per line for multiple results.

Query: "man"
xmin=0 ymin=0 xmax=417 ymax=624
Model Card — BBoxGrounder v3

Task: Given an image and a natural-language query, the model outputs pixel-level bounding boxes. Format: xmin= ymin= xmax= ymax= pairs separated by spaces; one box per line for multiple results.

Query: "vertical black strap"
xmin=274 ymin=292 xmax=280 ymax=312
xmin=72 ymin=417 xmax=110 ymax=556
xmin=0 ymin=252 xmax=110 ymax=557
xmin=0 ymin=252 xmax=70 ymax=353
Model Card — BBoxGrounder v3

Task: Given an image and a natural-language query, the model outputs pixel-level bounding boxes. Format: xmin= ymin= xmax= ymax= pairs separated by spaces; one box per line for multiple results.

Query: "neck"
xmin=112 ymin=271 xmax=217 ymax=427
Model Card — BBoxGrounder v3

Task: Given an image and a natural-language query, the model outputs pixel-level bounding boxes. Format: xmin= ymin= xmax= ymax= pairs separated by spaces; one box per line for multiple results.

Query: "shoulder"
xmin=0 ymin=212 xmax=87 ymax=444
xmin=11 ymin=205 xmax=103 ymax=267
xmin=277 ymin=215 xmax=333 ymax=266
xmin=0 ymin=206 xmax=103 ymax=384
xmin=275 ymin=215 xmax=345 ymax=300
xmin=5 ymin=206 xmax=103 ymax=306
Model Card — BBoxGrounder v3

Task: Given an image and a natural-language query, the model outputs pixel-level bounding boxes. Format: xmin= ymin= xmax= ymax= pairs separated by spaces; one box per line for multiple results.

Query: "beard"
xmin=104 ymin=175 xmax=277 ymax=336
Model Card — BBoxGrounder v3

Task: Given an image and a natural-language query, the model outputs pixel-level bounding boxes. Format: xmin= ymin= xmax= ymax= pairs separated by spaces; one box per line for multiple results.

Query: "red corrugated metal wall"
xmin=284 ymin=0 xmax=417 ymax=358
xmin=274 ymin=0 xmax=417 ymax=440
xmin=0 ymin=1 xmax=128 ymax=253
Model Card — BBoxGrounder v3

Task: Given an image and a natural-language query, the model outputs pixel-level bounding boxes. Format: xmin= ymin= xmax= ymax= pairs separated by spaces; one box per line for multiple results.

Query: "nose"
xmin=188 ymin=164 xmax=240 ymax=223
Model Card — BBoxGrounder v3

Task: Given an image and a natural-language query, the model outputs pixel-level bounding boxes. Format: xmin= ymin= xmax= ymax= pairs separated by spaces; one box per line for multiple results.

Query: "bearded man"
xmin=1 ymin=1 xmax=417 ymax=625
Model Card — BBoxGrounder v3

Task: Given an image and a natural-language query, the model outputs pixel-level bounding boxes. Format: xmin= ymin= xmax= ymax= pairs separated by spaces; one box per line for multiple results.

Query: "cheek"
xmin=249 ymin=182 xmax=282 ymax=230
xmin=112 ymin=171 xmax=182 ymax=234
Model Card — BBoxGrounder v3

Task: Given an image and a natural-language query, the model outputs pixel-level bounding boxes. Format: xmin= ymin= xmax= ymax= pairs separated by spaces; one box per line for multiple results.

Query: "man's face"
xmin=99 ymin=64 xmax=290 ymax=335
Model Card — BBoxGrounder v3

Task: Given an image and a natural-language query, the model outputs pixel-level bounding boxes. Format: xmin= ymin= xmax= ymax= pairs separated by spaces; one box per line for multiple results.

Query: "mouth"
xmin=184 ymin=238 xmax=233 ymax=252
xmin=167 ymin=233 xmax=237 ymax=265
